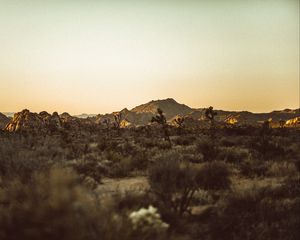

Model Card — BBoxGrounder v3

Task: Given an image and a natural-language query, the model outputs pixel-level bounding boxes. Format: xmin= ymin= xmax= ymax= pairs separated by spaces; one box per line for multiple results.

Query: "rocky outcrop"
xmin=4 ymin=109 xmax=64 ymax=132
xmin=285 ymin=117 xmax=300 ymax=127
xmin=224 ymin=115 xmax=239 ymax=125
xmin=5 ymin=109 xmax=43 ymax=132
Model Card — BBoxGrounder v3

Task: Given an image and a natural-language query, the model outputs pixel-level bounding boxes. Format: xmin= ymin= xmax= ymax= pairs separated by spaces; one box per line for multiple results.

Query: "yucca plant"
xmin=151 ymin=108 xmax=170 ymax=143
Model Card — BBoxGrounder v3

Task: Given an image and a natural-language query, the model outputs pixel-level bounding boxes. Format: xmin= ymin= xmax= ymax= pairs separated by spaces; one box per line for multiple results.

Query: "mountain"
xmin=131 ymin=98 xmax=193 ymax=118
xmin=0 ymin=112 xmax=10 ymax=129
xmin=3 ymin=99 xmax=300 ymax=132
xmin=91 ymin=98 xmax=194 ymax=126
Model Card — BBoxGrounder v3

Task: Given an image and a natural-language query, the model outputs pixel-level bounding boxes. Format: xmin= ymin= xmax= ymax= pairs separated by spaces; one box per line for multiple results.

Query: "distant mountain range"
xmin=1 ymin=98 xmax=300 ymax=131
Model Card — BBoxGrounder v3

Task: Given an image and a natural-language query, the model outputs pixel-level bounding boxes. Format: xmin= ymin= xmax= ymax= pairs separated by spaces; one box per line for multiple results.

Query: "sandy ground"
xmin=96 ymin=176 xmax=149 ymax=196
xmin=96 ymin=175 xmax=282 ymax=196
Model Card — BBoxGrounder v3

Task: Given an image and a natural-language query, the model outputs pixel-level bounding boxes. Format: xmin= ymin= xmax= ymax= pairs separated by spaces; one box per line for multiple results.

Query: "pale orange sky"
xmin=0 ymin=0 xmax=299 ymax=114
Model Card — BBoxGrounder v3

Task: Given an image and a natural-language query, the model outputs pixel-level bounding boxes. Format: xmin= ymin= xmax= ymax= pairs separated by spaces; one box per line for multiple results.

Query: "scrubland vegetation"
xmin=0 ymin=121 xmax=299 ymax=240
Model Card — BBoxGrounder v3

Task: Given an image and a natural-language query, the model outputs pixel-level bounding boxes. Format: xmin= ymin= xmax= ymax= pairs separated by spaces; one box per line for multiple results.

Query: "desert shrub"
xmin=266 ymin=161 xmax=298 ymax=178
xmin=250 ymin=137 xmax=286 ymax=160
xmin=106 ymin=147 xmax=148 ymax=178
xmin=280 ymin=176 xmax=300 ymax=198
xmin=130 ymin=150 xmax=149 ymax=170
xmin=0 ymin=136 xmax=63 ymax=182
xmin=0 ymin=168 xmax=132 ymax=240
xmin=173 ymin=135 xmax=196 ymax=146
xmin=264 ymin=175 xmax=300 ymax=199
xmin=0 ymin=167 xmax=178 ymax=240
xmin=139 ymin=138 xmax=157 ymax=148
xmin=239 ymin=159 xmax=269 ymax=177
xmin=115 ymin=192 xmax=154 ymax=212
xmin=0 ymin=151 xmax=52 ymax=183
xmin=196 ymin=138 xmax=219 ymax=161
xmin=97 ymin=138 xmax=118 ymax=152
xmin=150 ymin=149 xmax=183 ymax=163
xmin=148 ymin=154 xmax=231 ymax=217
xmin=196 ymin=161 xmax=231 ymax=191
xmin=220 ymin=137 xmax=235 ymax=147
xmin=218 ymin=147 xmax=250 ymax=164
xmin=105 ymin=150 xmax=124 ymax=162
xmin=108 ymin=157 xmax=133 ymax=178
xmin=293 ymin=158 xmax=300 ymax=172
xmin=157 ymin=140 xmax=172 ymax=150
xmin=209 ymin=187 xmax=300 ymax=240
xmin=72 ymin=158 xmax=105 ymax=184
xmin=117 ymin=141 xmax=137 ymax=156
xmin=148 ymin=157 xmax=199 ymax=216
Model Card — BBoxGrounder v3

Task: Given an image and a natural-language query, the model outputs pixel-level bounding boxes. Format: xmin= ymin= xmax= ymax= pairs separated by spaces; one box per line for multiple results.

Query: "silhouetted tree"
xmin=151 ymin=108 xmax=170 ymax=143
xmin=279 ymin=119 xmax=285 ymax=128
xmin=102 ymin=118 xmax=111 ymax=137
xmin=174 ymin=116 xmax=185 ymax=134
xmin=255 ymin=119 xmax=272 ymax=160
xmin=113 ymin=112 xmax=122 ymax=129
xmin=205 ymin=106 xmax=217 ymax=138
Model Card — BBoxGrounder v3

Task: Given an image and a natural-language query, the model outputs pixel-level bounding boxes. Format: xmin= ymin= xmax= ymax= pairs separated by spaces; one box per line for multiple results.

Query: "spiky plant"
xmin=113 ymin=112 xmax=122 ymax=129
xmin=205 ymin=106 xmax=217 ymax=138
xmin=279 ymin=119 xmax=285 ymax=128
xmin=174 ymin=116 xmax=185 ymax=135
xmin=205 ymin=106 xmax=217 ymax=122
xmin=174 ymin=116 xmax=185 ymax=128
xmin=151 ymin=108 xmax=170 ymax=143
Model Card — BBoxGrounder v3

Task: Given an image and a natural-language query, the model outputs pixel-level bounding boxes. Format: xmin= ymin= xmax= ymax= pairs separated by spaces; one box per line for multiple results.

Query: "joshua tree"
xmin=279 ymin=119 xmax=285 ymax=128
xmin=256 ymin=119 xmax=272 ymax=160
xmin=174 ymin=116 xmax=185 ymax=134
xmin=102 ymin=118 xmax=111 ymax=137
xmin=113 ymin=112 xmax=122 ymax=130
xmin=151 ymin=108 xmax=170 ymax=143
xmin=205 ymin=106 xmax=217 ymax=122
xmin=205 ymin=106 xmax=217 ymax=138
xmin=261 ymin=119 xmax=271 ymax=135
xmin=174 ymin=116 xmax=185 ymax=128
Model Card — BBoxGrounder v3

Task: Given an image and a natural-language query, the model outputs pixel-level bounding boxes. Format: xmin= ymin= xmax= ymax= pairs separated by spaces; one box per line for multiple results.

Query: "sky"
xmin=0 ymin=0 xmax=299 ymax=114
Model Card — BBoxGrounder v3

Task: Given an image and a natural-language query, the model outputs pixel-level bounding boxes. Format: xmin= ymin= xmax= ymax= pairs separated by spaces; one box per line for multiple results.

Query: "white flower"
xmin=129 ymin=205 xmax=169 ymax=232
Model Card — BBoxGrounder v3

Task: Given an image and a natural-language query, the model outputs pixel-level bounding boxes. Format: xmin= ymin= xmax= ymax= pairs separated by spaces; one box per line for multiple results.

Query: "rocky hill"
xmin=92 ymin=98 xmax=194 ymax=126
xmin=131 ymin=98 xmax=193 ymax=118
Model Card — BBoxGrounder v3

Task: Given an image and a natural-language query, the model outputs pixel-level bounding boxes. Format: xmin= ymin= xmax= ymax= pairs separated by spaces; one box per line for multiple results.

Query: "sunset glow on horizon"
xmin=0 ymin=0 xmax=299 ymax=115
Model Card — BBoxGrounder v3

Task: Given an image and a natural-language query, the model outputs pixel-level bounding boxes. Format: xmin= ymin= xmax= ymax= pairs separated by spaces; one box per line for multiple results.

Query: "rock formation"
xmin=5 ymin=110 xmax=64 ymax=132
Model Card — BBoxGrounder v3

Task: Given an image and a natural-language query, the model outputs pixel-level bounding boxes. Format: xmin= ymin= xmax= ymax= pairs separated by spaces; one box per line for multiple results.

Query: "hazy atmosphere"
xmin=0 ymin=0 xmax=299 ymax=114
xmin=1 ymin=1 xmax=300 ymax=240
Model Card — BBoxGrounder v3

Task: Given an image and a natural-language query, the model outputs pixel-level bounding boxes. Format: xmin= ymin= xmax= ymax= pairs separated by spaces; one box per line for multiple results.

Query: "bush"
xmin=0 ymin=168 xmax=131 ymax=240
xmin=196 ymin=138 xmax=219 ymax=161
xmin=240 ymin=159 xmax=269 ymax=177
xmin=173 ymin=135 xmax=196 ymax=146
xmin=72 ymin=157 xmax=104 ymax=184
xmin=196 ymin=161 xmax=231 ymax=191
xmin=148 ymin=157 xmax=199 ymax=216
xmin=108 ymin=157 xmax=133 ymax=178
xmin=266 ymin=161 xmax=298 ymax=178
xmin=209 ymin=187 xmax=300 ymax=240
xmin=148 ymin=153 xmax=231 ymax=217
xmin=218 ymin=147 xmax=249 ymax=164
